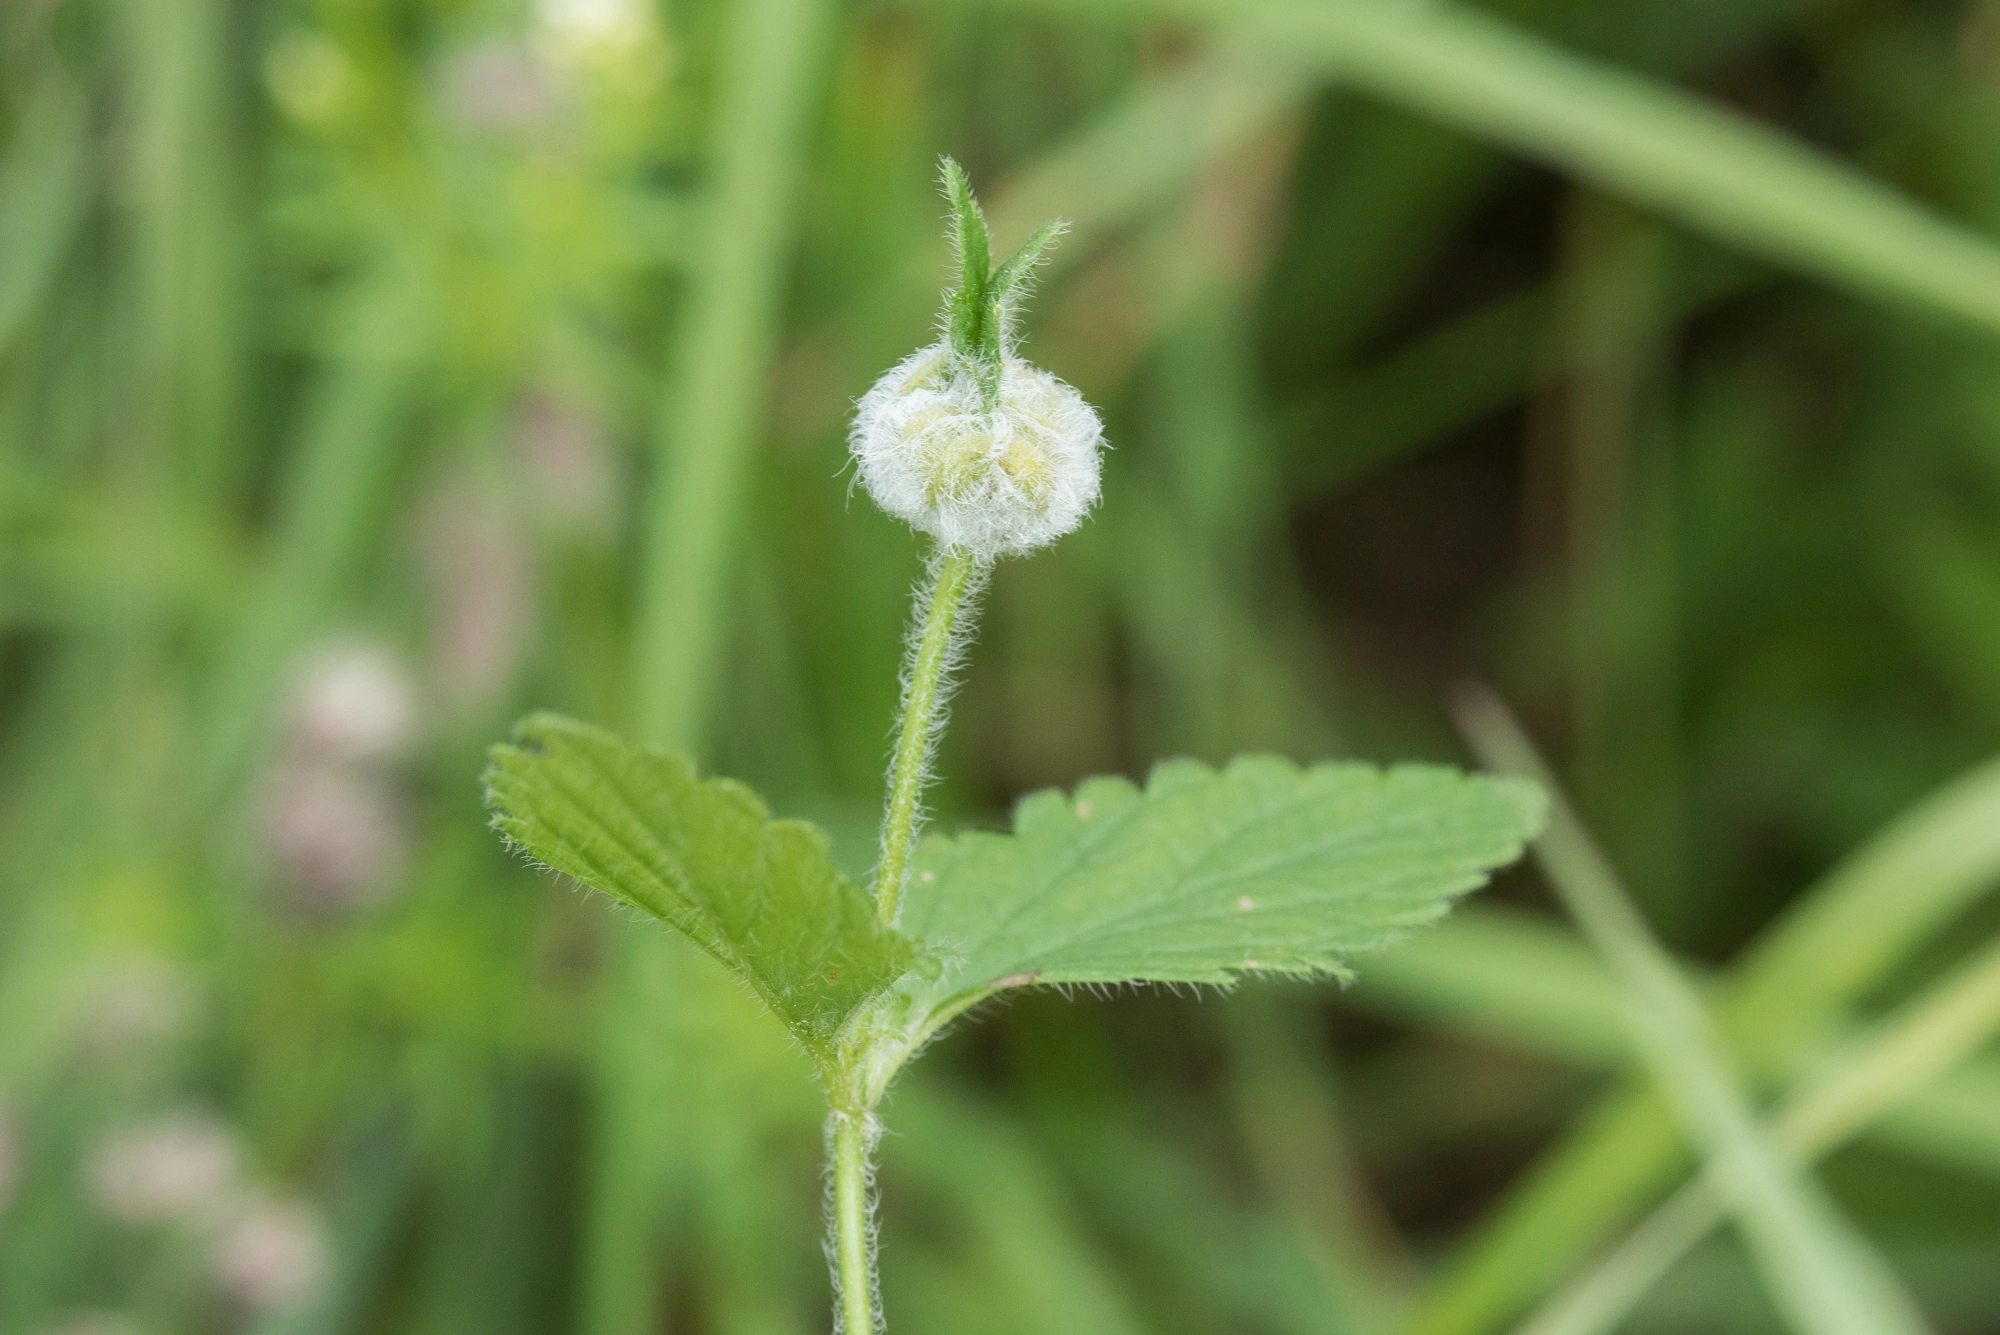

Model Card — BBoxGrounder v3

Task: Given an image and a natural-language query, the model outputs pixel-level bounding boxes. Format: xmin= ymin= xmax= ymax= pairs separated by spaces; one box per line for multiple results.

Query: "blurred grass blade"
xmin=1868 ymin=1060 xmax=2000 ymax=1180
xmin=1357 ymin=904 xmax=2000 ymax=1186
xmin=632 ymin=0 xmax=832 ymax=748
xmin=1031 ymin=1087 xmax=1379 ymax=1335
xmin=1355 ymin=905 xmax=1637 ymax=1070
xmin=1140 ymin=0 xmax=2000 ymax=338
xmin=1718 ymin=753 xmax=2000 ymax=1067
xmin=1285 ymin=248 xmax=1755 ymax=500
xmin=123 ymin=0 xmax=245 ymax=503
xmin=1403 ymin=751 xmax=2000 ymax=1335
xmin=0 ymin=67 xmax=90 ymax=356
xmin=593 ymin=0 xmax=833 ymax=1330
xmin=891 ymin=1084 xmax=1154 ymax=1335
xmin=1519 ymin=932 xmax=2000 ymax=1335
xmin=194 ymin=279 xmax=422 ymax=807
xmin=1454 ymin=686 xmax=1933 ymax=1335
xmin=1222 ymin=991 xmax=1415 ymax=1331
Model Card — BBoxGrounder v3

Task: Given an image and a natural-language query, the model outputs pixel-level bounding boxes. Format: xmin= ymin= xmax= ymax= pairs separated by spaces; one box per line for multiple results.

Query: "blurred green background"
xmin=6 ymin=0 xmax=2000 ymax=1331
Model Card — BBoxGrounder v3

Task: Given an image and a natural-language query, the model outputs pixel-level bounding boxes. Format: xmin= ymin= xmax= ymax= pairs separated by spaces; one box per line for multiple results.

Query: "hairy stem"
xmin=872 ymin=545 xmax=984 ymax=923
xmin=830 ymin=1110 xmax=877 ymax=1334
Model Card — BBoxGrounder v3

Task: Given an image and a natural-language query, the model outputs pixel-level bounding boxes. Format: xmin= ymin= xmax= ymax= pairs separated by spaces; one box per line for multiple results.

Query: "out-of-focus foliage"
xmin=3 ymin=0 xmax=2000 ymax=1331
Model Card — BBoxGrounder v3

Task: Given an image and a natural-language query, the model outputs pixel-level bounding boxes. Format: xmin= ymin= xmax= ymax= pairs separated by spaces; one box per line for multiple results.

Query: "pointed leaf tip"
xmin=991 ymin=217 xmax=1069 ymax=303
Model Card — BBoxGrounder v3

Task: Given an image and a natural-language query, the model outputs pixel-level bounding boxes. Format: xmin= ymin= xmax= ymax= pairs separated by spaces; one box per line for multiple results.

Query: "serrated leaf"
xmin=484 ymin=714 xmax=919 ymax=1059
xmin=893 ymin=756 xmax=1544 ymax=1037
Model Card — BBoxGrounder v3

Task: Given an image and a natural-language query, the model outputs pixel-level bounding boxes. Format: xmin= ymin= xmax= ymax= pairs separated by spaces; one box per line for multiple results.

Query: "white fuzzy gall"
xmin=850 ymin=342 xmax=1103 ymax=560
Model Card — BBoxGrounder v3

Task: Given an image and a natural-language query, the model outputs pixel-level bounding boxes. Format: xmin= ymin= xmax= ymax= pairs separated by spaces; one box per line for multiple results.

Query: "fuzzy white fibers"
xmin=850 ymin=342 xmax=1103 ymax=560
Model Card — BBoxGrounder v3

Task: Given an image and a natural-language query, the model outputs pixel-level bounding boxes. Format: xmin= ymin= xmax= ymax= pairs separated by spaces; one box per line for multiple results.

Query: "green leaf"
xmin=892 ymin=756 xmax=1543 ymax=1038
xmin=484 ymin=713 xmax=919 ymax=1058
xmin=990 ymin=216 xmax=1070 ymax=354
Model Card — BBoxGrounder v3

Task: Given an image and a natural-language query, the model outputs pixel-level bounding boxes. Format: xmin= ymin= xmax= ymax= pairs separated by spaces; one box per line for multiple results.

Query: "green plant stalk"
xmin=873 ymin=545 xmax=984 ymax=924
xmin=831 ymin=1111 xmax=876 ymax=1334
xmin=817 ymin=542 xmax=984 ymax=1333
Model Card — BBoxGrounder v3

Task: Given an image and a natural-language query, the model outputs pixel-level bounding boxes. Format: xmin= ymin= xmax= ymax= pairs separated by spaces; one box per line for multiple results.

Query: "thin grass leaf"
xmin=1455 ymin=687 xmax=1933 ymax=1335
xmin=1029 ymin=0 xmax=2000 ymax=337
xmin=1404 ymin=750 xmax=2000 ymax=1335
xmin=0 ymin=67 xmax=90 ymax=356
xmin=890 ymin=1083 xmax=1154 ymax=1335
xmin=1519 ymin=932 xmax=2000 ymax=1335
xmin=632 ymin=0 xmax=832 ymax=748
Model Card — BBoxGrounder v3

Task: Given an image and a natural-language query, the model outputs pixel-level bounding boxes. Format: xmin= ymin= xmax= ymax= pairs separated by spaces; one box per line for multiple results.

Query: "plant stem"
xmin=830 ymin=1110 xmax=876 ymax=1334
xmin=872 ymin=545 xmax=983 ymax=923
xmin=829 ymin=545 xmax=982 ymax=1331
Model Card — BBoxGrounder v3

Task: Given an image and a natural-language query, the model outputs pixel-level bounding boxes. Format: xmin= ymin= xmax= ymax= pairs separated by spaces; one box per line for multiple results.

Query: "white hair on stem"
xmin=823 ymin=1108 xmax=885 ymax=1334
xmin=878 ymin=547 xmax=989 ymax=888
